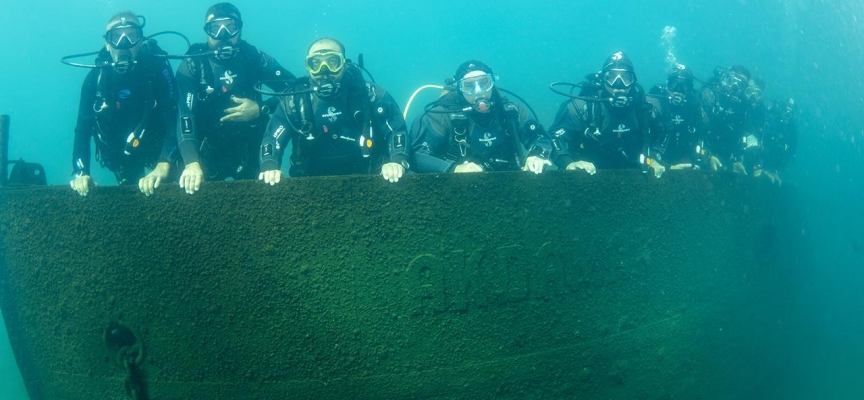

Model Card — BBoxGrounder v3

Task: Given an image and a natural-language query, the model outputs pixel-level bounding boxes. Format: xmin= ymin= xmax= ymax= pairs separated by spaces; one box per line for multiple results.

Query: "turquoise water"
xmin=1 ymin=0 xmax=863 ymax=398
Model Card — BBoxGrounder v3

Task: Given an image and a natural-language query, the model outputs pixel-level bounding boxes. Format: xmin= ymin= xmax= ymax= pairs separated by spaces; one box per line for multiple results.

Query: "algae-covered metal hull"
xmin=0 ymin=172 xmax=795 ymax=399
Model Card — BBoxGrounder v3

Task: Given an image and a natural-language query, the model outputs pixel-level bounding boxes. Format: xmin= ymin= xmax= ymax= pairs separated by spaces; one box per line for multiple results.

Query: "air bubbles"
xmin=662 ymin=26 xmax=678 ymax=70
xmin=662 ymin=26 xmax=677 ymax=40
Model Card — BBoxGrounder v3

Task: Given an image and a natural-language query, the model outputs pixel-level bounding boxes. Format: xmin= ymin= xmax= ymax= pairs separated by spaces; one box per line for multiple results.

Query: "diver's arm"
xmin=377 ymin=90 xmax=410 ymax=166
xmin=255 ymin=48 xmax=297 ymax=113
xmin=699 ymin=87 xmax=718 ymax=118
xmin=175 ymin=58 xmax=201 ymax=165
xmin=408 ymin=114 xmax=456 ymax=173
xmin=646 ymin=97 xmax=669 ymax=162
xmin=72 ymin=69 xmax=100 ymax=177
xmin=158 ymin=122 xmax=179 ymax=165
xmin=515 ymin=103 xmax=552 ymax=160
xmin=259 ymin=102 xmax=292 ymax=172
xmin=644 ymin=98 xmax=668 ymax=176
xmin=377 ymin=92 xmax=410 ymax=183
xmin=548 ymin=100 xmax=584 ymax=168
xmin=153 ymin=58 xmax=179 ymax=163
xmin=140 ymin=60 xmax=175 ymax=196
xmin=255 ymin=48 xmax=296 ymax=88
xmin=693 ymin=104 xmax=708 ymax=144
xmin=650 ymin=117 xmax=671 ymax=161
xmin=395 ymin=115 xmax=421 ymax=170
xmin=413 ymin=153 xmax=457 ymax=173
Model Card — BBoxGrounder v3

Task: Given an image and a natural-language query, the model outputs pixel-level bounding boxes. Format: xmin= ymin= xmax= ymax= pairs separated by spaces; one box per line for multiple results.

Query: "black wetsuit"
xmin=760 ymin=104 xmax=798 ymax=171
xmin=403 ymin=91 xmax=549 ymax=173
xmin=260 ymin=68 xmax=406 ymax=177
xmin=548 ymin=85 xmax=665 ymax=170
xmin=648 ymin=85 xmax=706 ymax=166
xmin=700 ymin=84 xmax=750 ymax=165
xmin=176 ymin=40 xmax=295 ymax=180
xmin=72 ymin=43 xmax=177 ymax=184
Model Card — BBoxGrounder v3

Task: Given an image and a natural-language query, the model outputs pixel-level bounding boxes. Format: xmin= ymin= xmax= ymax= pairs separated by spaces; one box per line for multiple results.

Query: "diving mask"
xmin=104 ymin=24 xmax=143 ymax=50
xmin=604 ymin=69 xmax=635 ymax=89
xmin=458 ymin=73 xmax=495 ymax=96
xmin=305 ymin=50 xmax=346 ymax=75
xmin=668 ymin=74 xmax=693 ymax=95
xmin=722 ymin=72 xmax=748 ymax=93
xmin=745 ymin=83 xmax=762 ymax=102
xmin=204 ymin=17 xmax=242 ymax=40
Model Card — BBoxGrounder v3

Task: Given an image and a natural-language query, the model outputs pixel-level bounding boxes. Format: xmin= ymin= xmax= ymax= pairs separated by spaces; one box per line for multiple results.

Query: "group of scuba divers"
xmin=67 ymin=2 xmax=798 ymax=197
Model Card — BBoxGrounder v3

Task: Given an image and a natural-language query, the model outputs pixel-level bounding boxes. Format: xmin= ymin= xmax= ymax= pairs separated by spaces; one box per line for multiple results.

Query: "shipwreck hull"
xmin=0 ymin=171 xmax=795 ymax=399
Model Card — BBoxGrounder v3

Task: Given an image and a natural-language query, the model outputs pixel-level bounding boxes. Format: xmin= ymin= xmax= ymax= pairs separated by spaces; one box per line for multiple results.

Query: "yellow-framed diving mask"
xmin=305 ymin=50 xmax=346 ymax=75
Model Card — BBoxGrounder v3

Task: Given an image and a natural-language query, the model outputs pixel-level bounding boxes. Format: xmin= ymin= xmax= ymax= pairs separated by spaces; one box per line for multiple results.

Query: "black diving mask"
xmin=104 ymin=24 xmax=143 ymax=50
xmin=668 ymin=76 xmax=693 ymax=96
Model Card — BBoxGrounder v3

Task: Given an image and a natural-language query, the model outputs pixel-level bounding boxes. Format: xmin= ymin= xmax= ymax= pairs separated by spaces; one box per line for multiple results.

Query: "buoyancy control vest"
xmin=648 ymin=85 xmax=704 ymax=164
xmin=573 ymin=80 xmax=655 ymax=168
xmin=91 ymin=42 xmax=165 ymax=167
xmin=435 ymin=91 xmax=524 ymax=171
xmin=185 ymin=41 xmax=263 ymax=126
xmin=280 ymin=66 xmax=384 ymax=175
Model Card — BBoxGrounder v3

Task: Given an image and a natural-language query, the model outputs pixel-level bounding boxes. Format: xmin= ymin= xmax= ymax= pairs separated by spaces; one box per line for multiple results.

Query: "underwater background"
xmin=1 ymin=0 xmax=863 ymax=398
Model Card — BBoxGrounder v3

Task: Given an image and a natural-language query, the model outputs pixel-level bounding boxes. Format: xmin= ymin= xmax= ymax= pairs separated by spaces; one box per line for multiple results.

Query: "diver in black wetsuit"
xmin=176 ymin=2 xmax=295 ymax=194
xmin=699 ymin=65 xmax=753 ymax=173
xmin=259 ymin=38 xmax=408 ymax=183
xmin=401 ymin=60 xmax=551 ymax=174
xmin=648 ymin=64 xmax=708 ymax=169
xmin=70 ymin=12 xmax=178 ymax=197
xmin=548 ymin=52 xmax=667 ymax=177
xmin=756 ymin=98 xmax=797 ymax=185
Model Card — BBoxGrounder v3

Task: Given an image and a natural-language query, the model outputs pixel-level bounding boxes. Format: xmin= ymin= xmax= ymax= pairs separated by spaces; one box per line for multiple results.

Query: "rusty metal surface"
xmin=0 ymin=171 xmax=794 ymax=399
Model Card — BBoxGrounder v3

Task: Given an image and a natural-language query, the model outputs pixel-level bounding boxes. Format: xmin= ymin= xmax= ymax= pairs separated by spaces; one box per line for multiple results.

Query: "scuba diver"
xmin=258 ymin=38 xmax=408 ymax=183
xmin=699 ymin=65 xmax=753 ymax=173
xmin=176 ymin=2 xmax=296 ymax=195
xmin=756 ymin=97 xmax=798 ymax=185
xmin=68 ymin=12 xmax=178 ymax=197
xmin=401 ymin=60 xmax=552 ymax=174
xmin=745 ymin=77 xmax=769 ymax=132
xmin=548 ymin=51 xmax=667 ymax=177
xmin=648 ymin=64 xmax=708 ymax=169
